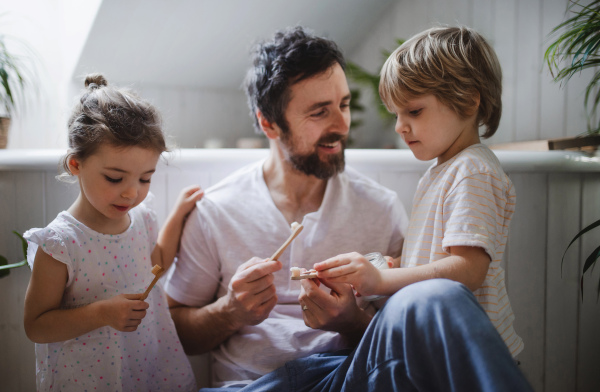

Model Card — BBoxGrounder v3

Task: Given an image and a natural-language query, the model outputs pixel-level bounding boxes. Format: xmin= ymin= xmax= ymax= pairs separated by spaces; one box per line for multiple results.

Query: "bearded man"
xmin=163 ymin=26 xmax=408 ymax=388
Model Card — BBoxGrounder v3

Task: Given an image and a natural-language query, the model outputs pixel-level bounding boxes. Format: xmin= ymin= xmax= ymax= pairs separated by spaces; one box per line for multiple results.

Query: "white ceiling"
xmin=73 ymin=0 xmax=396 ymax=89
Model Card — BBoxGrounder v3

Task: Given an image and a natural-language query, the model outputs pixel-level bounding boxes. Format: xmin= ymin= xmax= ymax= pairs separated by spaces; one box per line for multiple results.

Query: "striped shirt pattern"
xmin=401 ymin=144 xmax=523 ymax=357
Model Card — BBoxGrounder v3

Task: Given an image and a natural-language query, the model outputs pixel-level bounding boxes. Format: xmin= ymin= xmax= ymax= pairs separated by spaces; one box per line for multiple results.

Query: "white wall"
xmin=0 ymin=0 xmax=259 ymax=150
xmin=347 ymin=0 xmax=592 ymax=148
xmin=136 ymin=85 xmax=258 ymax=149
xmin=0 ymin=0 xmax=101 ymax=149
xmin=1 ymin=0 xmax=596 ymax=150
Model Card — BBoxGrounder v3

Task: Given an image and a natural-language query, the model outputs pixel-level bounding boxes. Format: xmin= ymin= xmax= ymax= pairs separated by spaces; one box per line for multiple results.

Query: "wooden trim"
xmin=548 ymin=135 xmax=600 ymax=151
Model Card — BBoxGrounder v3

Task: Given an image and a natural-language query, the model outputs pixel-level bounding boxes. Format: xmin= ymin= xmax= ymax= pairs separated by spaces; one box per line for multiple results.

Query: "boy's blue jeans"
xmin=200 ymin=279 xmax=533 ymax=392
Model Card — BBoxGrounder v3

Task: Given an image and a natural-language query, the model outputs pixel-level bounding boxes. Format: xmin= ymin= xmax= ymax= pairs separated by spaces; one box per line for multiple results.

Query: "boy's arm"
xmin=152 ymin=185 xmax=204 ymax=270
xmin=379 ymin=246 xmax=490 ymax=295
xmin=24 ymin=248 xmax=148 ymax=343
xmin=315 ymin=246 xmax=489 ymax=298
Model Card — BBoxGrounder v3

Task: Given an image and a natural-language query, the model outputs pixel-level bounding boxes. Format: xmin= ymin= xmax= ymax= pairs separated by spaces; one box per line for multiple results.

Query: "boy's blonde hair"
xmin=379 ymin=26 xmax=502 ymax=138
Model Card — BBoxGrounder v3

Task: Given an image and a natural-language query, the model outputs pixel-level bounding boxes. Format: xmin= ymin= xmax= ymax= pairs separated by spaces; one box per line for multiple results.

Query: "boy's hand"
xmin=98 ymin=294 xmax=149 ymax=332
xmin=173 ymin=185 xmax=204 ymax=219
xmin=314 ymin=252 xmax=383 ymax=297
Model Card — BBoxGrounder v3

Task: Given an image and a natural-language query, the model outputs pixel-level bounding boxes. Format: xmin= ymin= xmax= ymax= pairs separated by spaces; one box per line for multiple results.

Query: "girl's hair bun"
xmin=84 ymin=73 xmax=108 ymax=89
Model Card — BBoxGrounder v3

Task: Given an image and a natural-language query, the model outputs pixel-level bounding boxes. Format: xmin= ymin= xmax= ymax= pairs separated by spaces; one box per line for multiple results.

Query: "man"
xmin=163 ymin=26 xmax=408 ymax=387
xmin=164 ymin=27 xmax=532 ymax=391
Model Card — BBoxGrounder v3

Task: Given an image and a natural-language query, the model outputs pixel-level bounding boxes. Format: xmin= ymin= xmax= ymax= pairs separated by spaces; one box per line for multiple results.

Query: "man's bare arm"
xmin=167 ymin=295 xmax=241 ymax=354
xmin=168 ymin=257 xmax=282 ymax=354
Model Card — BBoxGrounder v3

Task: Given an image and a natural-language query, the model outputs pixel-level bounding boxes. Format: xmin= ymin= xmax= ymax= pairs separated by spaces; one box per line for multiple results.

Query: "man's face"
xmin=279 ymin=63 xmax=351 ymax=179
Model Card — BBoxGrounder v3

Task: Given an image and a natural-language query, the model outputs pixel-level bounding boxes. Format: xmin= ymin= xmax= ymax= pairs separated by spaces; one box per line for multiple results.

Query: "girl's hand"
xmin=98 ymin=294 xmax=149 ymax=332
xmin=173 ymin=185 xmax=204 ymax=219
xmin=314 ymin=252 xmax=383 ymax=297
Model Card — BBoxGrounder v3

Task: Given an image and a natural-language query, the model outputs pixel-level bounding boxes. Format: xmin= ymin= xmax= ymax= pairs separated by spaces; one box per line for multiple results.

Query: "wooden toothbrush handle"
xmin=140 ymin=274 xmax=161 ymax=300
xmin=270 ymin=225 xmax=303 ymax=261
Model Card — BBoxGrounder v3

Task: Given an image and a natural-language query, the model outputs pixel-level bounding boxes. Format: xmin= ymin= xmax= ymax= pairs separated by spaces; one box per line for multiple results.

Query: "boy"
xmin=314 ymin=26 xmax=523 ymax=357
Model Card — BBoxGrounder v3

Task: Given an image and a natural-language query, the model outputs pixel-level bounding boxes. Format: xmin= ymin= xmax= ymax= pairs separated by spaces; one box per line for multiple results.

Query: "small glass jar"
xmin=361 ymin=252 xmax=388 ymax=301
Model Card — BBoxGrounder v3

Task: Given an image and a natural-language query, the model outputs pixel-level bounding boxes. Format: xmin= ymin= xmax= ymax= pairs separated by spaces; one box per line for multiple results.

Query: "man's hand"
xmin=221 ymin=257 xmax=282 ymax=330
xmin=298 ymin=278 xmax=371 ymax=344
xmin=314 ymin=252 xmax=384 ymax=297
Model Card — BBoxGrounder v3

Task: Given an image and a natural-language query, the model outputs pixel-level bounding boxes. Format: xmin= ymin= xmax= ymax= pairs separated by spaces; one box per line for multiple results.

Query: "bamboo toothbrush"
xmin=290 ymin=267 xmax=317 ymax=280
xmin=270 ymin=222 xmax=303 ymax=261
xmin=140 ymin=265 xmax=164 ymax=300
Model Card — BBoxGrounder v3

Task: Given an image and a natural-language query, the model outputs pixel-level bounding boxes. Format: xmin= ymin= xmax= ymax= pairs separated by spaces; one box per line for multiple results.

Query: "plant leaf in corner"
xmin=561 ymin=218 xmax=600 ymax=273
xmin=0 ymin=255 xmax=9 ymax=278
xmin=582 ymin=244 xmax=600 ymax=275
xmin=580 ymin=244 xmax=600 ymax=301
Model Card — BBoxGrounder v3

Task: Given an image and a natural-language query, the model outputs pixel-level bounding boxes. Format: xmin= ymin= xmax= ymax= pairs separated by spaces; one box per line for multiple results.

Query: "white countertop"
xmin=0 ymin=148 xmax=599 ymax=173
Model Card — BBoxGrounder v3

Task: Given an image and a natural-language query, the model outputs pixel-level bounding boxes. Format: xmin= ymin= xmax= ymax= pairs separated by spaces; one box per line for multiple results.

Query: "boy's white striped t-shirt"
xmin=401 ymin=143 xmax=523 ymax=357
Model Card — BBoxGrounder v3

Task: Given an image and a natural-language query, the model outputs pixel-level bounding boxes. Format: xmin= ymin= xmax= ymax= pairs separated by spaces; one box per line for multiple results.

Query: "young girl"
xmin=23 ymin=74 xmax=202 ymax=391
xmin=313 ymin=26 xmax=523 ymax=358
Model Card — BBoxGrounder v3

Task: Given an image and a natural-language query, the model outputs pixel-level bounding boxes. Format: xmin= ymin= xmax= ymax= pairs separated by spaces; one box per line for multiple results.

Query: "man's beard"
xmin=283 ymin=133 xmax=347 ymax=179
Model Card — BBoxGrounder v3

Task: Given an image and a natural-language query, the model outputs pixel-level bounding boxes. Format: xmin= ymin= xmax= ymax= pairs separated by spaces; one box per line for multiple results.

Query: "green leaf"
xmin=0 ymin=231 xmax=29 ymax=277
xmin=0 ymin=259 xmax=27 ymax=272
xmin=0 ymin=30 xmax=40 ymax=117
xmin=544 ymin=0 xmax=600 ymax=134
xmin=0 ymin=255 xmax=9 ymax=278
xmin=562 ymin=217 xmax=600 ymax=272
xmin=578 ymin=242 xmax=600 ymax=301
xmin=582 ymin=244 xmax=600 ymax=275
xmin=345 ymin=38 xmax=405 ymax=126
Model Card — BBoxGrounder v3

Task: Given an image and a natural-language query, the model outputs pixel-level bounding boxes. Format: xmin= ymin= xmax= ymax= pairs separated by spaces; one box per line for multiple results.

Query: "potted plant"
xmin=346 ymin=39 xmax=404 ymax=126
xmin=544 ymin=0 xmax=600 ymax=151
xmin=544 ymin=1 xmax=600 ymax=299
xmin=0 ymin=31 xmax=37 ymax=149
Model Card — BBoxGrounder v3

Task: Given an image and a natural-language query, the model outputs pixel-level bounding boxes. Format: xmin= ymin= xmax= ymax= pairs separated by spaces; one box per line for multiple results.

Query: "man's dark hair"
xmin=244 ymin=26 xmax=346 ymax=133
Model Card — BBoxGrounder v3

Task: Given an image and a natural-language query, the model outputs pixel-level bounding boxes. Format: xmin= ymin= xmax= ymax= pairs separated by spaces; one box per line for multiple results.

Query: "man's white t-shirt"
xmin=163 ymin=160 xmax=408 ymax=386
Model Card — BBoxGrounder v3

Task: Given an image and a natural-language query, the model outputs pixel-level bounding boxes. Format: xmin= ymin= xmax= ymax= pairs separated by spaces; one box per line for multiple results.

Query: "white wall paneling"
xmin=540 ymin=0 xmax=570 ymax=140
xmin=0 ymin=171 xmax=21 ymax=392
xmin=507 ymin=173 xmax=548 ymax=391
xmin=1 ymin=149 xmax=599 ymax=391
xmin=578 ymin=173 xmax=600 ymax=392
xmin=490 ymin=0 xmax=518 ymax=145
xmin=545 ymin=174 xmax=581 ymax=392
xmin=515 ymin=0 xmax=543 ymax=142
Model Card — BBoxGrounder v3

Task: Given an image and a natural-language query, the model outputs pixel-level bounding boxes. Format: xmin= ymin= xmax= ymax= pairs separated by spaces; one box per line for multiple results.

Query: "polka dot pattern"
xmin=24 ymin=199 xmax=196 ymax=391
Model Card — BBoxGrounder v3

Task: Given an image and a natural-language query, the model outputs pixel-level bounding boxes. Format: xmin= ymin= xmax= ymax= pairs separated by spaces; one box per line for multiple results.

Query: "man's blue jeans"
xmin=200 ymin=279 xmax=533 ymax=391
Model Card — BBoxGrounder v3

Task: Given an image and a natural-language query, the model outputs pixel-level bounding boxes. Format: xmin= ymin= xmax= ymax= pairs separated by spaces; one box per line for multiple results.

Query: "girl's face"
xmin=392 ymin=94 xmax=480 ymax=165
xmin=69 ymin=144 xmax=160 ymax=230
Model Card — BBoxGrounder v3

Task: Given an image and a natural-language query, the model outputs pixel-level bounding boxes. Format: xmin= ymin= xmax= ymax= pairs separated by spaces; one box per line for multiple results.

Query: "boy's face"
xmin=392 ymin=94 xmax=480 ymax=165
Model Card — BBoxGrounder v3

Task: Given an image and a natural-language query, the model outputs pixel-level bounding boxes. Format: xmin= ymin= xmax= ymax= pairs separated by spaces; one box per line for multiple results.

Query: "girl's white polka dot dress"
xmin=25 ymin=199 xmax=196 ymax=392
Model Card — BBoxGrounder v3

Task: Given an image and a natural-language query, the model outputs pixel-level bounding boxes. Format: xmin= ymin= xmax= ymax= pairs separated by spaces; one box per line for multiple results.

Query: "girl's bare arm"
xmin=24 ymin=248 xmax=148 ymax=343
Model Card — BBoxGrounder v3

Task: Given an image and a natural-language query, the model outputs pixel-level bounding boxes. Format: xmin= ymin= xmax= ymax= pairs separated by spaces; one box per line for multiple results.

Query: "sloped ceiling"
xmin=73 ymin=0 xmax=395 ymax=89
